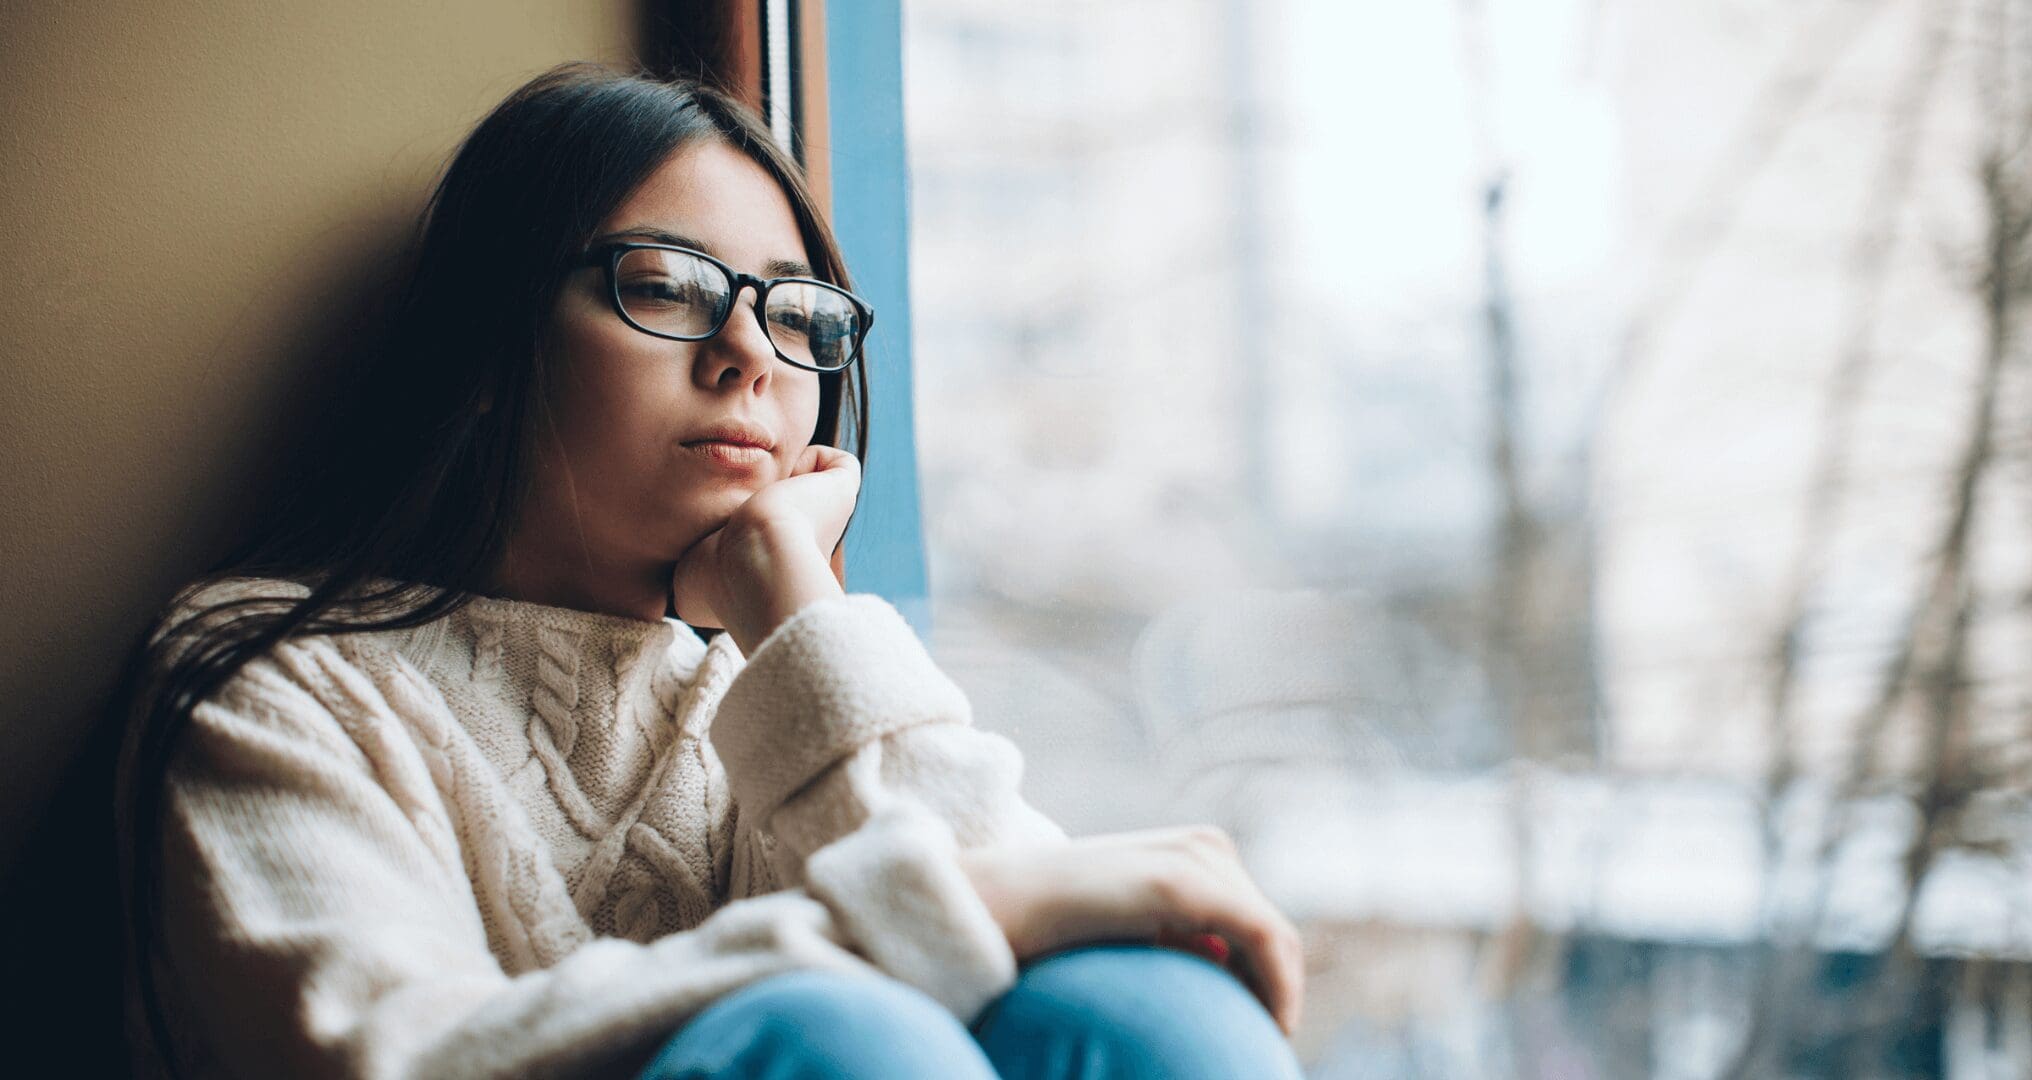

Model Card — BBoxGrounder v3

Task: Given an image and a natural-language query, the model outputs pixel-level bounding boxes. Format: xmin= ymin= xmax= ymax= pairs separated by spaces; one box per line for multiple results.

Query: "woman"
xmin=115 ymin=62 xmax=1305 ymax=1079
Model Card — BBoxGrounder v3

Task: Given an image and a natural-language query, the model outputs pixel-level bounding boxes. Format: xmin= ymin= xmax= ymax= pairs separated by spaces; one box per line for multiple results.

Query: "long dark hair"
xmin=107 ymin=62 xmax=870 ymax=1076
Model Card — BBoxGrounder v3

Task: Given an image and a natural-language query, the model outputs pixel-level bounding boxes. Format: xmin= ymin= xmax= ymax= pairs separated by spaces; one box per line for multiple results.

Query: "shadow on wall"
xmin=0 ymin=227 xmax=418 ymax=1076
xmin=0 ymin=8 xmax=765 ymax=1073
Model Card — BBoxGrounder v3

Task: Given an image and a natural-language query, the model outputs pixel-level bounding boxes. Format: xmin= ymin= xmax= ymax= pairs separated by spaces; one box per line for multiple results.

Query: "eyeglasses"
xmin=578 ymin=241 xmax=874 ymax=373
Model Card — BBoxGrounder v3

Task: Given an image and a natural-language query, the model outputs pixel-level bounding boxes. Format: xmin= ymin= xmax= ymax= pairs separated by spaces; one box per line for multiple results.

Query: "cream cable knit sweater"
xmin=132 ymin=576 xmax=1069 ymax=1080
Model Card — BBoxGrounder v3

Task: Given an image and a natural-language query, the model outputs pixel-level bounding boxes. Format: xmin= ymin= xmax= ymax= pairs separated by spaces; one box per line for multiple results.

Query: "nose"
xmin=694 ymin=285 xmax=778 ymax=391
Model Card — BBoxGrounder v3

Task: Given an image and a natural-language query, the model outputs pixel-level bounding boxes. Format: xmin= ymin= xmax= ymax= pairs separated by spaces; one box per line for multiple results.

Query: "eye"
xmin=767 ymin=307 xmax=812 ymax=333
xmin=621 ymin=276 xmax=713 ymax=307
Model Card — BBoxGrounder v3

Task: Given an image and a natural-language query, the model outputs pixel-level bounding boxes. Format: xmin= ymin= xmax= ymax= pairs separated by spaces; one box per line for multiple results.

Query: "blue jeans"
xmin=636 ymin=943 xmax=1305 ymax=1079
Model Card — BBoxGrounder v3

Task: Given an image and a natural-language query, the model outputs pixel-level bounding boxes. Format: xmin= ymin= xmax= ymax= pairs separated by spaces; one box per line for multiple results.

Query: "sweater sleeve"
xmin=149 ymin=636 xmax=945 ymax=1080
xmin=708 ymin=594 xmax=1072 ymax=1020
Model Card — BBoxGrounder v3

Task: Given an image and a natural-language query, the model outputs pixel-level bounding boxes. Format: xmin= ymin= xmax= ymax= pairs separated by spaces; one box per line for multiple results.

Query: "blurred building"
xmin=904 ymin=0 xmax=2032 ymax=1075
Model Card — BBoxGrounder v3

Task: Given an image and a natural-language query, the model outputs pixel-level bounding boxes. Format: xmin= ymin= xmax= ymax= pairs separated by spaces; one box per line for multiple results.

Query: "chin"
xmin=666 ymin=491 xmax=746 ymax=539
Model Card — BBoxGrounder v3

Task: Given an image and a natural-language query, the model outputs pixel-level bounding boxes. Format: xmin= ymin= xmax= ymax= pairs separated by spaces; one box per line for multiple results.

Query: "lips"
xmin=682 ymin=421 xmax=774 ymax=450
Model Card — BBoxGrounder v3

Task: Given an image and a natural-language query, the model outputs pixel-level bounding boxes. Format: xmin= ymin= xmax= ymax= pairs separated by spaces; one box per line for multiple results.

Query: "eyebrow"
xmin=594 ymin=226 xmax=815 ymax=279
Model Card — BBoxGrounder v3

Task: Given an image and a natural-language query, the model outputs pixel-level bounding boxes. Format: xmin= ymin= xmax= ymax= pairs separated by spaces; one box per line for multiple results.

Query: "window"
xmin=905 ymin=0 xmax=2032 ymax=1075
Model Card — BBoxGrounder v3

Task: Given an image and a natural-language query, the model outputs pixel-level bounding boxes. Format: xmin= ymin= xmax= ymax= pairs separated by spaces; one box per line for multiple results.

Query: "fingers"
xmin=787 ymin=446 xmax=860 ymax=574
xmin=1160 ymin=827 xmax=1307 ymax=1036
xmin=1154 ymin=926 xmax=1231 ymax=966
xmin=1216 ymin=906 xmax=1305 ymax=1036
xmin=793 ymin=443 xmax=861 ymax=477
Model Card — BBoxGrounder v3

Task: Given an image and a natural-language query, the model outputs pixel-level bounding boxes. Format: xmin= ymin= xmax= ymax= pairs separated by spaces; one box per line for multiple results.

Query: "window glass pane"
xmin=908 ymin=0 xmax=2032 ymax=1075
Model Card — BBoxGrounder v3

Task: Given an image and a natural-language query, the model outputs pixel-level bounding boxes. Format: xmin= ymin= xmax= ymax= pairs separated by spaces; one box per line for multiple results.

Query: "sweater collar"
xmin=458 ymin=588 xmax=699 ymax=650
xmin=455 ymin=589 xmax=717 ymax=677
xmin=370 ymin=579 xmax=733 ymax=706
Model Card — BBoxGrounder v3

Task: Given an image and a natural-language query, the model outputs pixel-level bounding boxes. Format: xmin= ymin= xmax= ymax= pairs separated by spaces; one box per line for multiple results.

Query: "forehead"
xmin=596 ymin=139 xmax=809 ymax=275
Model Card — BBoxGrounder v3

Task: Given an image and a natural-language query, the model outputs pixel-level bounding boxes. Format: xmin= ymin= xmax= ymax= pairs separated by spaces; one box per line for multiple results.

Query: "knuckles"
xmin=1173 ymin=825 xmax=1240 ymax=872
xmin=715 ymin=510 xmax=805 ymax=562
xmin=1184 ymin=824 xmax=1237 ymax=856
xmin=1143 ymin=858 xmax=1197 ymax=917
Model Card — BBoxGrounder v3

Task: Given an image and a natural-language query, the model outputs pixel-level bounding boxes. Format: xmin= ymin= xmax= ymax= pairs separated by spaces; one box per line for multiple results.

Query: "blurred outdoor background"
xmin=903 ymin=0 xmax=2032 ymax=1076
xmin=5 ymin=0 xmax=2030 ymax=1074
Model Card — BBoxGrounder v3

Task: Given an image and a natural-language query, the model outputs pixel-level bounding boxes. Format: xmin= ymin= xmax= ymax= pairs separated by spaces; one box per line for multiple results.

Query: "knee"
xmin=639 ymin=968 xmax=997 ymax=1080
xmin=971 ymin=944 xmax=1304 ymax=1080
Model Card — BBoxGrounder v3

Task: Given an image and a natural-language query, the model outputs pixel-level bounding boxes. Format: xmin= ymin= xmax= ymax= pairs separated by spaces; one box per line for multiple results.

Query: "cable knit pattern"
xmin=469 ymin=608 xmax=506 ymax=684
xmin=611 ymin=635 xmax=657 ymax=747
xmin=528 ymin=623 xmax=609 ymax=840
xmin=534 ymin=626 xmax=584 ymax=753
xmin=567 ymin=726 xmax=695 ymax=921
xmin=713 ymin=595 xmax=981 ymax=828
xmin=130 ymin=575 xmax=1068 ymax=1080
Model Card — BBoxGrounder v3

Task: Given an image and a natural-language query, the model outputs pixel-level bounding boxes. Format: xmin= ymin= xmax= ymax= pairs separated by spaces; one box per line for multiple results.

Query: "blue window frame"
xmin=820 ymin=0 xmax=932 ymax=637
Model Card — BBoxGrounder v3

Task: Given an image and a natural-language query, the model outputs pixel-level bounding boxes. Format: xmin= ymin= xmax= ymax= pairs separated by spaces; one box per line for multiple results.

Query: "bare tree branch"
xmin=1590 ymin=0 xmax=1892 ymax=425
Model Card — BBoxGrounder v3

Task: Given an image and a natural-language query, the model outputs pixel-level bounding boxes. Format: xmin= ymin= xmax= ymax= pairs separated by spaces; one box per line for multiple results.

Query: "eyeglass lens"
xmin=614 ymin=247 xmax=864 ymax=369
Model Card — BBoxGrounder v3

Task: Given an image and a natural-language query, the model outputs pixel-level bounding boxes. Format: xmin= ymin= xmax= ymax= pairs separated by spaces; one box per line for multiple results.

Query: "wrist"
xmin=717 ymin=521 xmax=844 ymax=655
xmin=956 ymin=847 xmax=1031 ymax=958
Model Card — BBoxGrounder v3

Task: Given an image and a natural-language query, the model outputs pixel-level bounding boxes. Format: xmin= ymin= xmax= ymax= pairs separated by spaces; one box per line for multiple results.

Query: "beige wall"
xmin=0 ymin=1 xmax=640 ymax=877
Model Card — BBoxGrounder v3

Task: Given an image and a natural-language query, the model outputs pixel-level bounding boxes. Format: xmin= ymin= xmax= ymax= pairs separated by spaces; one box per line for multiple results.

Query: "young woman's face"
xmin=502 ymin=138 xmax=823 ymax=617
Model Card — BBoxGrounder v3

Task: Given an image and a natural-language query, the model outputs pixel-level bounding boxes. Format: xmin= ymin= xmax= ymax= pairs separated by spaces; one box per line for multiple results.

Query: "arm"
xmin=149 ymin=635 xmax=995 ymax=1080
xmin=675 ymin=470 xmax=1067 ymax=1006
xmin=707 ymin=520 xmax=1068 ymax=857
xmin=712 ymin=590 xmax=1069 ymax=862
xmin=707 ymin=588 xmax=1071 ymax=1013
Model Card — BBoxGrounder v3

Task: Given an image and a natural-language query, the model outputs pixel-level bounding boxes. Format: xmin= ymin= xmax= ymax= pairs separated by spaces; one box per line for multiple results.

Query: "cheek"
xmin=779 ymin=373 xmax=825 ymax=454
xmin=543 ymin=314 xmax=680 ymax=456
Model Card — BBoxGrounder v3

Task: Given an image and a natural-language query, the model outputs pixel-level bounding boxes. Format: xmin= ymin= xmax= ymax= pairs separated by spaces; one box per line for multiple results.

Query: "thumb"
xmin=803 ymin=443 xmax=863 ymax=477
xmin=792 ymin=443 xmax=842 ymax=477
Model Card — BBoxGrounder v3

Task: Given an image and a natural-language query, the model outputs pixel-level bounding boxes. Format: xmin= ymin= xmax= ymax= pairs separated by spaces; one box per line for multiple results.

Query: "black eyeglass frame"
xmin=577 ymin=241 xmax=875 ymax=373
